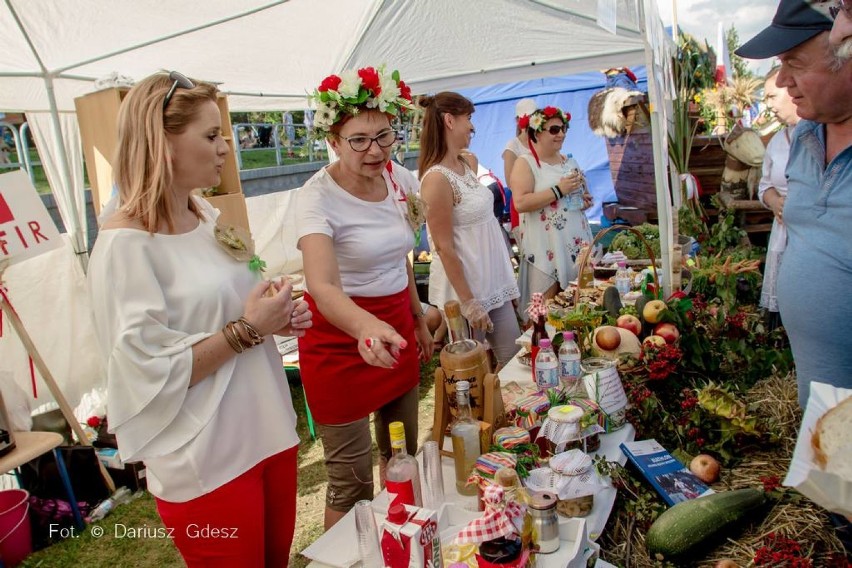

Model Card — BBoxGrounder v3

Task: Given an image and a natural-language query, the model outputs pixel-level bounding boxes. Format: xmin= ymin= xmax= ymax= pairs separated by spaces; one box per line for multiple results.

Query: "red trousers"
xmin=155 ymin=446 xmax=298 ymax=567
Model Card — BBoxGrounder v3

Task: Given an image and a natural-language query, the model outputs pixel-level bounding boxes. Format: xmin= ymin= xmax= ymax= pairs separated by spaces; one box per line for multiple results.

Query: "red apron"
xmin=298 ymin=289 xmax=419 ymax=424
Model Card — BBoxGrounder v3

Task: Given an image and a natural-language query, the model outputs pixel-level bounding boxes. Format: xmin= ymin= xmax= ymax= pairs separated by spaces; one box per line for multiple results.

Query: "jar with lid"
xmin=580 ymin=357 xmax=628 ymax=431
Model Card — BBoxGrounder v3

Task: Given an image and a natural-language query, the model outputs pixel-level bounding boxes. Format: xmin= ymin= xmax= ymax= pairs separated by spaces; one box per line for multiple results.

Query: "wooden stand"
xmin=432 ymin=368 xmax=507 ymax=458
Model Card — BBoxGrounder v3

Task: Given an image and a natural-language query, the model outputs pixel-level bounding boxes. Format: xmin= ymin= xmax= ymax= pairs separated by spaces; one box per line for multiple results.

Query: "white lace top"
xmin=424 ymin=164 xmax=519 ymax=312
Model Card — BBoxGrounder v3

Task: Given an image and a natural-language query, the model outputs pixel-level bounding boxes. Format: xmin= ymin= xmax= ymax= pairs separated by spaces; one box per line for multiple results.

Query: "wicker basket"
xmin=573 ymin=224 xmax=660 ymax=305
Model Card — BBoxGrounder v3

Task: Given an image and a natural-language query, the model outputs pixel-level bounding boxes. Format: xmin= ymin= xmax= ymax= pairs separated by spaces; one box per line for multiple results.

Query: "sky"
xmin=655 ymin=0 xmax=780 ymax=74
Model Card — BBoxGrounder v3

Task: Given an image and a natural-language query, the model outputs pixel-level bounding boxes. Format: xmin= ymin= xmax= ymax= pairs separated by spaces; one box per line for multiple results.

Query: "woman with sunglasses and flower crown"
xmin=509 ymin=106 xmax=593 ymax=315
xmin=296 ymin=66 xmax=432 ymax=529
xmin=88 ymin=72 xmax=312 ymax=566
xmin=418 ymin=92 xmax=521 ymax=366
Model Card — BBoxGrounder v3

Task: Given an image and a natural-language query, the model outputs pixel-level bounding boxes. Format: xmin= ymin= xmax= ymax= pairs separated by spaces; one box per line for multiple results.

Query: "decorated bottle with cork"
xmin=527 ymin=293 xmax=549 ymax=377
xmin=450 ymin=381 xmax=481 ymax=496
xmin=385 ymin=422 xmax=422 ymax=509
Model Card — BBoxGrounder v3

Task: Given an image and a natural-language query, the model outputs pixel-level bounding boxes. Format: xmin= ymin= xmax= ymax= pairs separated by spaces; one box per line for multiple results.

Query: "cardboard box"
xmin=204 ymin=193 xmax=250 ymax=232
xmin=380 ymin=505 xmax=441 ymax=568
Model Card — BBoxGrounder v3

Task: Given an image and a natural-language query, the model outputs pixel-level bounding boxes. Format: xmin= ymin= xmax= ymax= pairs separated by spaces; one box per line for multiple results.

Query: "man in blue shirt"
xmin=737 ymin=0 xmax=852 ymax=408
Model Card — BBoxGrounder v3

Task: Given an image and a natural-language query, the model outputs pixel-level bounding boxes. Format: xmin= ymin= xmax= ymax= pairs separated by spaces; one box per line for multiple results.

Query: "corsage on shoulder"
xmin=214 ymin=222 xmax=266 ymax=274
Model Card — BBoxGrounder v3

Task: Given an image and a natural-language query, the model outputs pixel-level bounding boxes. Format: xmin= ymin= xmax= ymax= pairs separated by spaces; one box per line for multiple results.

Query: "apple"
xmin=642 ymin=335 xmax=666 ymax=349
xmin=616 ymin=314 xmax=642 ymax=337
xmin=653 ymin=322 xmax=680 ymax=344
xmin=690 ymin=454 xmax=721 ymax=484
xmin=642 ymin=299 xmax=667 ymax=323
xmin=594 ymin=326 xmax=622 ymax=351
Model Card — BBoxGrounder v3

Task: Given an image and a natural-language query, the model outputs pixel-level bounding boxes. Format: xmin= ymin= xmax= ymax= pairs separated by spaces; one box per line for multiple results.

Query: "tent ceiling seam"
xmin=50 ymin=0 xmax=288 ymax=76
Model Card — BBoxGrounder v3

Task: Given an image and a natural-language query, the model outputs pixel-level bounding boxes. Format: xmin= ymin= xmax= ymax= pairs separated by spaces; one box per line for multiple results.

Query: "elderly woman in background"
xmin=88 ymin=72 xmax=311 ymax=566
xmin=510 ymin=106 xmax=593 ymax=316
xmin=502 ymin=98 xmax=538 ymax=232
xmin=758 ymin=67 xmax=799 ymax=326
xmin=296 ymin=67 xmax=432 ymax=530
xmin=418 ymin=92 xmax=521 ymax=366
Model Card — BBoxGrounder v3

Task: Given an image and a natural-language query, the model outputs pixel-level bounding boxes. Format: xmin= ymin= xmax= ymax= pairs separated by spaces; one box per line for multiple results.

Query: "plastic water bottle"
xmin=615 ymin=261 xmax=632 ymax=298
xmin=89 ymin=486 xmax=133 ymax=522
xmin=558 ymin=332 xmax=583 ymax=394
xmin=534 ymin=339 xmax=559 ymax=389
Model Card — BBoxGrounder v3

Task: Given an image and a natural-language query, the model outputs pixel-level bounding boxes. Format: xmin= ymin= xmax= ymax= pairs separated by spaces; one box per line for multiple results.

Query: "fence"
xmin=0 ymin=122 xmax=42 ymax=188
xmin=233 ymin=122 xmax=421 ymax=170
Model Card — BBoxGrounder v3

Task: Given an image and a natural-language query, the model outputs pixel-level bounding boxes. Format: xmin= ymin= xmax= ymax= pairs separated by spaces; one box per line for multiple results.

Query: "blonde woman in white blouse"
xmin=88 ymin=72 xmax=311 ymax=567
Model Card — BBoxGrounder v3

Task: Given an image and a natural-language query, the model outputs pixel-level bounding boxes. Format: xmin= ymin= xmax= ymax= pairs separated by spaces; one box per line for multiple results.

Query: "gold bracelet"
xmin=237 ymin=317 xmax=265 ymax=346
xmin=229 ymin=321 xmax=255 ymax=350
xmin=222 ymin=323 xmax=244 ymax=353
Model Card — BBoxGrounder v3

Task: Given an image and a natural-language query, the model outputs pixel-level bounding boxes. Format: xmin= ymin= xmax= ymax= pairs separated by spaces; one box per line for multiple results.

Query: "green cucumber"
xmin=645 ymin=488 xmax=766 ymax=559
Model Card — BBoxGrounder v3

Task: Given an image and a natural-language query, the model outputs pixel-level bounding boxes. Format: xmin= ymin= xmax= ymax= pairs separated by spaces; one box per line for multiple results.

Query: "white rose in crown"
xmin=529 ymin=114 xmax=544 ymax=130
xmin=337 ymin=69 xmax=361 ymax=99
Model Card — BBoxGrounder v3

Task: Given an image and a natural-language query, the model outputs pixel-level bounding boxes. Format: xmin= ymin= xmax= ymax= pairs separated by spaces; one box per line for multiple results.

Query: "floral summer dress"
xmin=517 ymin=153 xmax=592 ymax=309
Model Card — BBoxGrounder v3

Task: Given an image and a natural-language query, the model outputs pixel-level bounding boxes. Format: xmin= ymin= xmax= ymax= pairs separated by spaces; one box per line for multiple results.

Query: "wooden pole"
xmin=0 ymin=288 xmax=115 ymax=493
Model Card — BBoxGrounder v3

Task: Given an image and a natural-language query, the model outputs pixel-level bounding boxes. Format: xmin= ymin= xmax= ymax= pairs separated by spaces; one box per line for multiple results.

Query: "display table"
xmin=303 ymin=350 xmax=633 ymax=566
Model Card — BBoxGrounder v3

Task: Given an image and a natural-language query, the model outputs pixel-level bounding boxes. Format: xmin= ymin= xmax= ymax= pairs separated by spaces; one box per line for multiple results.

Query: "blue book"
xmin=619 ymin=439 xmax=715 ymax=506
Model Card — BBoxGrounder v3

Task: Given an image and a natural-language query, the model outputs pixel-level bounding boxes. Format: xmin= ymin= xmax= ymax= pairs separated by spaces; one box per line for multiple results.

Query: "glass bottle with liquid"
xmin=385 ymin=422 xmax=423 ymax=509
xmin=450 ymin=381 xmax=481 ymax=496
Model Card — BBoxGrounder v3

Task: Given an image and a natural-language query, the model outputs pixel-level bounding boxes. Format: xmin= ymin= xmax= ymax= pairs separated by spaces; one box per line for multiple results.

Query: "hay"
xmin=599 ymin=373 xmax=848 ymax=567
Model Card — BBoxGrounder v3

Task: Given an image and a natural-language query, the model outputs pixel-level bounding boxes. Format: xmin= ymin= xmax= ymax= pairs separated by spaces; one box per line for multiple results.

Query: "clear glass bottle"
xmin=615 ymin=261 xmax=631 ymax=298
xmin=558 ymin=331 xmax=583 ymax=394
xmin=534 ymin=338 xmax=559 ymax=390
xmin=444 ymin=300 xmax=469 ymax=343
xmin=88 ymin=486 xmax=133 ymax=522
xmin=385 ymin=422 xmax=423 ymax=508
xmin=450 ymin=381 xmax=481 ymax=496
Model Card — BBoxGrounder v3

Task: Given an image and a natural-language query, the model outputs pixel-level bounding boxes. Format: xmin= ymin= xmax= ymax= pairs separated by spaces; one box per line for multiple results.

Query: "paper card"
xmin=0 ymin=170 xmax=62 ymax=267
xmin=784 ymin=382 xmax=852 ymax=517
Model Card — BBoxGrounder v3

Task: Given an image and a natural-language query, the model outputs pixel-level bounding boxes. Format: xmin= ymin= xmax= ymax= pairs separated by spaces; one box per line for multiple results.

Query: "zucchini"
xmin=645 ymin=488 xmax=766 ymax=559
xmin=602 ymin=286 xmax=623 ymax=318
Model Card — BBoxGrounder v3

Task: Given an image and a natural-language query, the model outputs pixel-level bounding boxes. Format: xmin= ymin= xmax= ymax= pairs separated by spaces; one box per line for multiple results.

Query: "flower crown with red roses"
xmin=517 ymin=106 xmax=571 ymax=132
xmin=308 ymin=66 xmax=414 ymax=139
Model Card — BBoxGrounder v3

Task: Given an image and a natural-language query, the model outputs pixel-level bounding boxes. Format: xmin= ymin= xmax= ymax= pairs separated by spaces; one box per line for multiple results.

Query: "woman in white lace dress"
xmin=510 ymin=105 xmax=593 ymax=316
xmin=418 ymin=92 xmax=521 ymax=365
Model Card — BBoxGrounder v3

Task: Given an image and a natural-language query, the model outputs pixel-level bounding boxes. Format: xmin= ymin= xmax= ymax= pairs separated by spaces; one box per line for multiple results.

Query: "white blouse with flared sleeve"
xmin=87 ymin=197 xmax=298 ymax=502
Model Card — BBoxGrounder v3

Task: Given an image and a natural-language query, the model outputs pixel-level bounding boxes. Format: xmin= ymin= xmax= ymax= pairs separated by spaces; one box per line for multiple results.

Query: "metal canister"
xmin=528 ymin=491 xmax=560 ymax=554
xmin=580 ymin=357 xmax=627 ymax=431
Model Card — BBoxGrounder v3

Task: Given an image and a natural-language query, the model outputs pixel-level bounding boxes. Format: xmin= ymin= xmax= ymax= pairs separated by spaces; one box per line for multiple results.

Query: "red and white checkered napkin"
xmin=455 ymin=485 xmax=526 ymax=544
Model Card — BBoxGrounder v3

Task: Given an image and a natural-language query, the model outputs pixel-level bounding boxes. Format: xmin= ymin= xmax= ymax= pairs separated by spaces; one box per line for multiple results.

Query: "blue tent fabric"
xmin=458 ymin=67 xmax=648 ymax=222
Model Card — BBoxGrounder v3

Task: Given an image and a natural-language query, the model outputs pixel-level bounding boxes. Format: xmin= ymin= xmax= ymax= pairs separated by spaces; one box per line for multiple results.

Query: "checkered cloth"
xmin=455 ymin=485 xmax=526 ymax=544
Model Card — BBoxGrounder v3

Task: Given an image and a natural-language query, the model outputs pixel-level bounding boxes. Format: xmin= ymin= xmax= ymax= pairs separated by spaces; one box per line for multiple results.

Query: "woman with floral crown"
xmin=296 ymin=66 xmax=432 ymax=529
xmin=418 ymin=92 xmax=521 ymax=367
xmin=509 ymin=106 xmax=593 ymax=318
xmin=88 ymin=71 xmax=312 ymax=566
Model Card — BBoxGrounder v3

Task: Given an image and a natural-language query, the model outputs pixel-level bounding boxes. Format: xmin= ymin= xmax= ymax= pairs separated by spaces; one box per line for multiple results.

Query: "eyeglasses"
xmin=163 ymin=71 xmax=195 ymax=110
xmin=544 ymin=124 xmax=568 ymax=135
xmin=341 ymin=129 xmax=399 ymax=152
xmin=830 ymin=0 xmax=851 ymax=19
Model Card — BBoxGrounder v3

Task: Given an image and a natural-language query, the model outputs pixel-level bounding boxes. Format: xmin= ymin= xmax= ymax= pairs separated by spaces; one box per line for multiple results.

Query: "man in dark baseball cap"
xmin=735 ymin=0 xmax=833 ymax=58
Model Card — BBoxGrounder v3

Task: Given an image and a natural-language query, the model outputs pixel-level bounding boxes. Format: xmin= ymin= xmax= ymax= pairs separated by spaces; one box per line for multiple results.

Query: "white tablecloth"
xmin=303 ymin=353 xmax=634 ymax=567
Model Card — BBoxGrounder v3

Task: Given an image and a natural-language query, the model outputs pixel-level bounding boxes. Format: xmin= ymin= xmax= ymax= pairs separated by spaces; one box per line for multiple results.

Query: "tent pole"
xmin=640 ymin=0 xmax=673 ymax=297
xmin=44 ymin=73 xmax=88 ymax=271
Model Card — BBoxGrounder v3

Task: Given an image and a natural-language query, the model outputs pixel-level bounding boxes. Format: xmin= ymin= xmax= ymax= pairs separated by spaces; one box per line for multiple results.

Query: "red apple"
xmin=616 ymin=314 xmax=642 ymax=337
xmin=594 ymin=326 xmax=622 ymax=351
xmin=642 ymin=299 xmax=667 ymax=323
xmin=689 ymin=454 xmax=721 ymax=484
xmin=642 ymin=335 xmax=666 ymax=348
xmin=653 ymin=322 xmax=680 ymax=344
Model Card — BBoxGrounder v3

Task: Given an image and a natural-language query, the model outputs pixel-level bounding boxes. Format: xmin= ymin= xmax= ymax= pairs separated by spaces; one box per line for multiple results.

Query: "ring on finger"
xmin=364 ymin=337 xmax=378 ymax=350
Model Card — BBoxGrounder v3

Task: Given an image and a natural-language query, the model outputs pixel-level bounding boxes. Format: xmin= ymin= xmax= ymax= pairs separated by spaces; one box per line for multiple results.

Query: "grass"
xmin=20 ymin=356 xmax=439 ymax=567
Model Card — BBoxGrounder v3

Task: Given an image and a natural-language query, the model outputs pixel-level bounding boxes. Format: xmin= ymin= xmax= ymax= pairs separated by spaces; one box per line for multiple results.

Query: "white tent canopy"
xmin=0 ymin=0 xmax=675 ymax=411
xmin=2 ymin=0 xmax=648 ymax=113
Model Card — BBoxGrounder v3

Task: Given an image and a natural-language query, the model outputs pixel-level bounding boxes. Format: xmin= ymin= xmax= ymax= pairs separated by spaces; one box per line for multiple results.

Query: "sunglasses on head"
xmin=163 ymin=71 xmax=195 ymax=110
xmin=544 ymin=124 xmax=568 ymax=135
xmin=830 ymin=0 xmax=851 ymax=19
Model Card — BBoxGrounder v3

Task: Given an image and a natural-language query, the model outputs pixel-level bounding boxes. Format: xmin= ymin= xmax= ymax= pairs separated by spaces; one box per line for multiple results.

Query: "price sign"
xmin=0 ymin=170 xmax=62 ymax=266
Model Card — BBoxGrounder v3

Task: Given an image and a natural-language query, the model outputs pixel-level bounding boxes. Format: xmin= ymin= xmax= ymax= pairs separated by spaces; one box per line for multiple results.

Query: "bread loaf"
xmin=812 ymin=396 xmax=852 ymax=481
